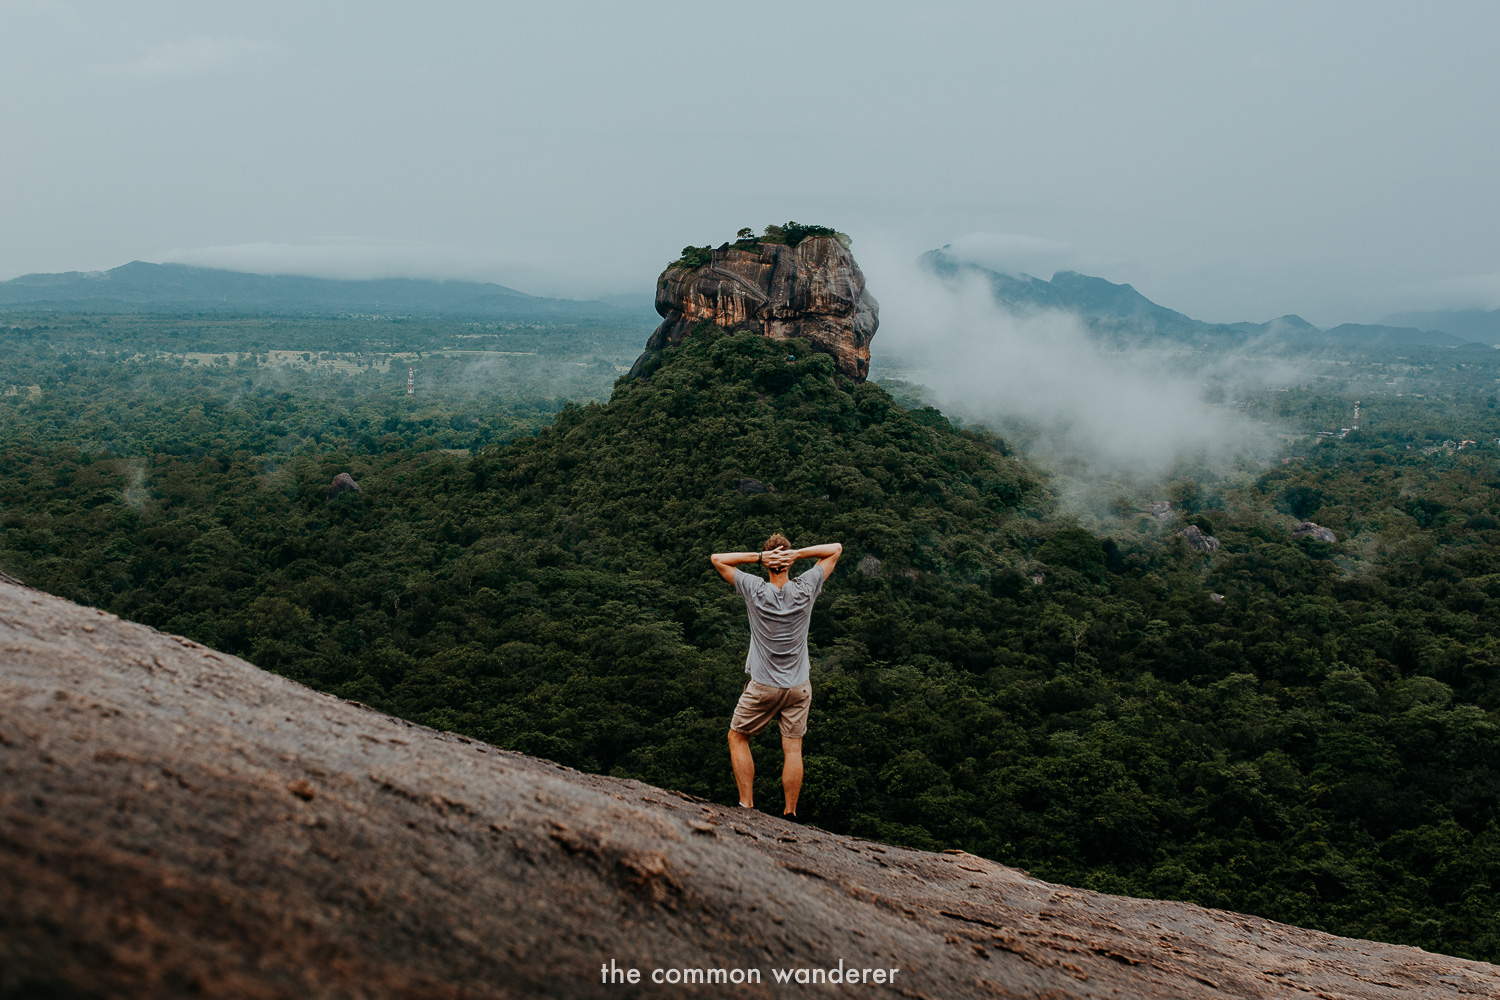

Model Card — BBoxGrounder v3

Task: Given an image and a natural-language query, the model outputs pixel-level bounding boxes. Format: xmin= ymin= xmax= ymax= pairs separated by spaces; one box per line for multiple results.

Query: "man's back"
xmin=711 ymin=538 xmax=841 ymax=815
xmin=733 ymin=566 xmax=825 ymax=688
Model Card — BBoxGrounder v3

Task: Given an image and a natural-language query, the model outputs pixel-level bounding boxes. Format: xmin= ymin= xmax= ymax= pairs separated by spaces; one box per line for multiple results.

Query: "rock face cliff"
xmin=4 ymin=578 xmax=1498 ymax=999
xmin=630 ymin=236 xmax=879 ymax=380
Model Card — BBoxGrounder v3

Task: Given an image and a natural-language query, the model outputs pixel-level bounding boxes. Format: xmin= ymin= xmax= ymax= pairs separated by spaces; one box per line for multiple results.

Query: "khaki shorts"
xmin=730 ymin=679 xmax=812 ymax=739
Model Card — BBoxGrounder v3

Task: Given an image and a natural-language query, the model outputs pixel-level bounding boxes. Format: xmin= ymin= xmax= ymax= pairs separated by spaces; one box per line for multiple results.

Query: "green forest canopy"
xmin=4 ymin=317 xmax=1500 ymax=962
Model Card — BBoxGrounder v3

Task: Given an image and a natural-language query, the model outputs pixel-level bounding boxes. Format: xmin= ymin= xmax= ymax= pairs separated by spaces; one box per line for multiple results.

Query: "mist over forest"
xmin=7 ymin=253 xmax=1500 ymax=965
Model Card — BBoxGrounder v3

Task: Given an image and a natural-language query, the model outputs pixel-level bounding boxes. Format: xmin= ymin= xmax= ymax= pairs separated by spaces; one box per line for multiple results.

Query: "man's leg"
xmin=728 ymin=729 xmax=755 ymax=807
xmin=781 ymin=735 xmax=803 ymax=817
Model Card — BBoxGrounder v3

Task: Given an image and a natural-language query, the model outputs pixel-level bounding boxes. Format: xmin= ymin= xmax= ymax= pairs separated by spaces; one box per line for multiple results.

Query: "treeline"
xmin=4 ymin=324 xmax=1500 ymax=962
xmin=0 ymin=318 xmax=638 ymax=457
xmin=3 ymin=311 xmax=647 ymax=357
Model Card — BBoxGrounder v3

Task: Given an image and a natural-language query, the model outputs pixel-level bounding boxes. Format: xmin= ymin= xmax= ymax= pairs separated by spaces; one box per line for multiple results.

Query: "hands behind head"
xmin=763 ymin=548 xmax=796 ymax=572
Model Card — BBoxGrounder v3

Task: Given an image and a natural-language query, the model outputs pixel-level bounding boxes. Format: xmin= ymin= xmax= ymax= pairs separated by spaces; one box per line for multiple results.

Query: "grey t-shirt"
xmin=732 ymin=565 xmax=826 ymax=689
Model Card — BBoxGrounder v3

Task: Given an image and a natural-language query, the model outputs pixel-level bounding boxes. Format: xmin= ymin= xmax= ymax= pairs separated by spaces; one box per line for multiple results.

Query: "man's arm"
xmin=791 ymin=542 xmax=842 ymax=579
xmin=710 ymin=550 xmax=771 ymax=585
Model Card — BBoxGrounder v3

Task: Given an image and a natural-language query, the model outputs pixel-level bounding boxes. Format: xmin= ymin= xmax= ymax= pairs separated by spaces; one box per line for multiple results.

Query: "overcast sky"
xmin=3 ymin=1 xmax=1497 ymax=325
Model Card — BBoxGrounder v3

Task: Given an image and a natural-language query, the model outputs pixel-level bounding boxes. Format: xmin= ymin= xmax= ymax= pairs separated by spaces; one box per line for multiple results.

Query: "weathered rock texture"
xmin=1292 ymin=521 xmax=1338 ymax=543
xmin=1180 ymin=525 xmax=1221 ymax=552
xmin=3 ymin=579 xmax=1498 ymax=999
xmin=326 ymin=472 xmax=360 ymax=499
xmin=631 ymin=237 xmax=879 ymax=380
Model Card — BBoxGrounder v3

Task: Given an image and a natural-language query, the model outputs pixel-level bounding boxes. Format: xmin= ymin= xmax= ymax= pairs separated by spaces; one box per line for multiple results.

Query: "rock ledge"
xmin=2 ymin=580 xmax=1496 ymax=999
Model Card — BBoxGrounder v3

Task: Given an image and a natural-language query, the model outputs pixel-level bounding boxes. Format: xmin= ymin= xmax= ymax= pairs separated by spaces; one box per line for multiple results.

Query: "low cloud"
xmin=95 ymin=36 xmax=271 ymax=79
xmin=939 ymin=232 xmax=1077 ymax=278
xmin=1388 ymin=271 xmax=1500 ymax=313
xmin=864 ymin=248 xmax=1274 ymax=480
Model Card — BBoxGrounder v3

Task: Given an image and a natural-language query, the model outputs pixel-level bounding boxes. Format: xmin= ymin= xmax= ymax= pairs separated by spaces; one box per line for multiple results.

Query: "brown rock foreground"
xmin=3 ymin=580 xmax=1497 ymax=1000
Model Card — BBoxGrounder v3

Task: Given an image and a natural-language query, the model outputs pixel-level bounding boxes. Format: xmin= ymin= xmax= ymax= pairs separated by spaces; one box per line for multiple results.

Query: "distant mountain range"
xmin=920 ymin=248 xmax=1489 ymax=350
xmin=7 ymin=255 xmax=1496 ymax=351
xmin=0 ymin=261 xmax=646 ymax=321
xmin=1379 ymin=308 xmax=1500 ymax=344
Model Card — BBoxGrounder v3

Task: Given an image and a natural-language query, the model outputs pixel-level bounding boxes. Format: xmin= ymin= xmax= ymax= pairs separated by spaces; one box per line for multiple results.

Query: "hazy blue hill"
xmin=1382 ymin=309 xmax=1500 ymax=344
xmin=920 ymin=249 xmax=1241 ymax=342
xmin=919 ymin=248 xmax=1489 ymax=350
xmin=1045 ymin=269 xmax=1206 ymax=336
xmin=1312 ymin=322 xmax=1473 ymax=348
xmin=920 ymin=249 xmax=1199 ymax=335
xmin=1223 ymin=314 xmax=1319 ymax=336
xmin=0 ymin=261 xmax=635 ymax=320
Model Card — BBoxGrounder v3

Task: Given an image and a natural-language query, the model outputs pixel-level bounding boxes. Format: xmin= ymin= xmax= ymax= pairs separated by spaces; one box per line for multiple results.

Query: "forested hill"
xmin=7 ymin=324 xmax=1500 ymax=962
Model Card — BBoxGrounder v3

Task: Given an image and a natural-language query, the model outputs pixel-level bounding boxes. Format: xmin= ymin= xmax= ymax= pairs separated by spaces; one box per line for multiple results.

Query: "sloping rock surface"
xmin=632 ymin=237 xmax=878 ymax=380
xmin=3 ymin=580 xmax=1497 ymax=999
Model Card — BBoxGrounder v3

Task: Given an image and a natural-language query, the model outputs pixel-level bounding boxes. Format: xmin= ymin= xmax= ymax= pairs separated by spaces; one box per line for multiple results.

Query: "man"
xmin=710 ymin=534 xmax=842 ymax=818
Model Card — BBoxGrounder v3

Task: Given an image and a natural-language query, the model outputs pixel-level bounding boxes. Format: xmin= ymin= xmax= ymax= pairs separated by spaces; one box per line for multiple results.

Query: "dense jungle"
xmin=5 ymin=313 xmax=1500 ymax=962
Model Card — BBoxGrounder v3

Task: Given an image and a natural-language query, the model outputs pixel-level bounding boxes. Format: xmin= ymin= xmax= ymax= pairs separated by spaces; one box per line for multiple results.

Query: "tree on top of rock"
xmin=760 ymin=222 xmax=851 ymax=250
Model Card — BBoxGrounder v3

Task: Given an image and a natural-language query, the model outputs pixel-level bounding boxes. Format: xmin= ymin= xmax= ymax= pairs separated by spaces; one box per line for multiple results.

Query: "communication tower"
xmin=1353 ymin=400 xmax=1360 ymax=430
xmin=407 ymin=366 xmax=415 ymax=396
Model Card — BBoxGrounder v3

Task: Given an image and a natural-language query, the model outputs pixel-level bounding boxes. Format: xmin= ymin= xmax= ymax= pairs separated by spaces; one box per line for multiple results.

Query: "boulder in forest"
xmin=857 ymin=553 xmax=883 ymax=577
xmin=735 ymin=478 xmax=771 ymax=495
xmin=1144 ymin=500 xmax=1178 ymax=523
xmin=1179 ymin=525 xmax=1221 ymax=552
xmin=1291 ymin=521 xmax=1337 ymax=543
xmin=327 ymin=472 xmax=360 ymax=499
xmin=631 ymin=230 xmax=879 ymax=381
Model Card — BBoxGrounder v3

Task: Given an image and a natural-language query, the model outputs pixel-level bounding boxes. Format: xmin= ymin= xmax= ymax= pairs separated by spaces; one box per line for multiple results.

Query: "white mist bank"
xmin=862 ymin=251 xmax=1280 ymax=481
